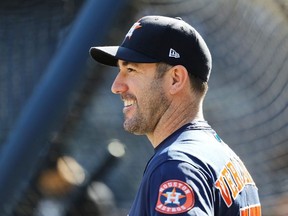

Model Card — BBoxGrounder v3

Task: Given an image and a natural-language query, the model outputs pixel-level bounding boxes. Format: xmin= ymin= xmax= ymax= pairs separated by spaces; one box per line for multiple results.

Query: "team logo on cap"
xmin=155 ymin=180 xmax=195 ymax=214
xmin=126 ymin=21 xmax=142 ymax=39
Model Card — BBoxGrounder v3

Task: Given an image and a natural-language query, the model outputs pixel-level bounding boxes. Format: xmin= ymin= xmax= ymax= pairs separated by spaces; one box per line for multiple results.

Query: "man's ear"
xmin=168 ymin=65 xmax=189 ymax=95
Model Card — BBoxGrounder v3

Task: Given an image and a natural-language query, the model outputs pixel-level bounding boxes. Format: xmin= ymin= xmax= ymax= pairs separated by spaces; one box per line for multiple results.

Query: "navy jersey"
xmin=128 ymin=121 xmax=261 ymax=216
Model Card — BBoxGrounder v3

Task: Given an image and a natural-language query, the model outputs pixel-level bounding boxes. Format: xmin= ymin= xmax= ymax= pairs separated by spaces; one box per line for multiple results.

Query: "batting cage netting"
xmin=0 ymin=0 xmax=288 ymax=215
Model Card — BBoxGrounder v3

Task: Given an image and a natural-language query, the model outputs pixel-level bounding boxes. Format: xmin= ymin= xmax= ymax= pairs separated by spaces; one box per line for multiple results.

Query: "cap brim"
xmin=89 ymin=46 xmax=158 ymax=66
xmin=89 ymin=46 xmax=119 ymax=66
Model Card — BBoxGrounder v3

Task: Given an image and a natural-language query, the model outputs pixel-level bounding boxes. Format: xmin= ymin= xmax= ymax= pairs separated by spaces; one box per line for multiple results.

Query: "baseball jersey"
xmin=128 ymin=121 xmax=261 ymax=216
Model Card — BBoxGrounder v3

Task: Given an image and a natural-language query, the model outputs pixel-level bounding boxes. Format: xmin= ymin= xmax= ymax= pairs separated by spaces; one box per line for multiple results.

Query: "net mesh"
xmin=0 ymin=0 xmax=84 ymax=144
xmin=1 ymin=0 xmax=288 ymax=215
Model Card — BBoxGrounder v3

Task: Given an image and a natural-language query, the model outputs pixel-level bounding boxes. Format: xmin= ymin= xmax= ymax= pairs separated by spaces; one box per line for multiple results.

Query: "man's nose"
xmin=111 ymin=73 xmax=128 ymax=94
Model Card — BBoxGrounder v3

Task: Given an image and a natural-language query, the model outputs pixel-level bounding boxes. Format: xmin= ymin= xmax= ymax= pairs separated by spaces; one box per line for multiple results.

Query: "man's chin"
xmin=123 ymin=121 xmax=144 ymax=135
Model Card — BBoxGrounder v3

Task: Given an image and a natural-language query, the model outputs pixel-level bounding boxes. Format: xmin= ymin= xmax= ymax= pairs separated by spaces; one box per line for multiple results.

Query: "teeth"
xmin=124 ymin=100 xmax=135 ymax=107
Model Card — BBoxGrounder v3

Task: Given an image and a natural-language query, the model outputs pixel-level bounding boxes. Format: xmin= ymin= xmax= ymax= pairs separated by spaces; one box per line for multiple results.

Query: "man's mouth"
xmin=124 ymin=99 xmax=136 ymax=108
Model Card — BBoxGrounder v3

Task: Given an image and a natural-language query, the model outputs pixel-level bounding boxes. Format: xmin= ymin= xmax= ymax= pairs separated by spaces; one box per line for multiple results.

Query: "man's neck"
xmin=147 ymin=101 xmax=204 ymax=148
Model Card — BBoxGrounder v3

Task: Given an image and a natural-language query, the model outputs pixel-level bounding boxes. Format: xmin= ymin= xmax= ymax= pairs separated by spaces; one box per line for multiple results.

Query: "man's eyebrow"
xmin=117 ymin=61 xmax=138 ymax=67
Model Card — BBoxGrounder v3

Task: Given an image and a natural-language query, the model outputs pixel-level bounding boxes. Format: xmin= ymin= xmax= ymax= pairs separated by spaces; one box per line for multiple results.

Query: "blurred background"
xmin=0 ymin=0 xmax=288 ymax=215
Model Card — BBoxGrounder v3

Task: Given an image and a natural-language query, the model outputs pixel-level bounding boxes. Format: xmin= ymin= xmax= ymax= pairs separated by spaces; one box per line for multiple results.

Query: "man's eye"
xmin=127 ymin=68 xmax=135 ymax=73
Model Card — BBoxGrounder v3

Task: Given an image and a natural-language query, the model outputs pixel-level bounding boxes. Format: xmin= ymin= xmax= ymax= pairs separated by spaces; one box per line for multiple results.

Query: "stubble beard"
xmin=123 ymin=79 xmax=170 ymax=135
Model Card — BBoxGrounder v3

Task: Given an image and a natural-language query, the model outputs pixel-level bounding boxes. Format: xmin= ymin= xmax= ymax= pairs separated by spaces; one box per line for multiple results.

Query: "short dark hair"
xmin=155 ymin=62 xmax=208 ymax=97
xmin=155 ymin=62 xmax=172 ymax=79
xmin=188 ymin=73 xmax=208 ymax=97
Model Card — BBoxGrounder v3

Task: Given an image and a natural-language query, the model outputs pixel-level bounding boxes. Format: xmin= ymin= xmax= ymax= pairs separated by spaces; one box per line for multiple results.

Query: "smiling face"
xmin=111 ymin=60 xmax=171 ymax=135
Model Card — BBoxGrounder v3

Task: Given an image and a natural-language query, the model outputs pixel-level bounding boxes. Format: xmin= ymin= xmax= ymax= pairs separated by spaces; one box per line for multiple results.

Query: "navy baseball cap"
xmin=90 ymin=15 xmax=212 ymax=82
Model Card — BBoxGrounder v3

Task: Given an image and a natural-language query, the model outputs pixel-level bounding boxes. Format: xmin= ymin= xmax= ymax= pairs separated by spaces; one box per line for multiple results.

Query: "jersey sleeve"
xmin=147 ymin=160 xmax=215 ymax=216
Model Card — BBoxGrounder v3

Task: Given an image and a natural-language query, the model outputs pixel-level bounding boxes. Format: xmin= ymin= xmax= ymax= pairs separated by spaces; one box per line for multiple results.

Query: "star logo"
xmin=162 ymin=187 xmax=186 ymax=205
xmin=125 ymin=22 xmax=142 ymax=39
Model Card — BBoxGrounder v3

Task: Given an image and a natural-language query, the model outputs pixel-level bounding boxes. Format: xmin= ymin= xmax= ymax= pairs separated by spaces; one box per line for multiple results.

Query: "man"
xmin=89 ymin=15 xmax=261 ymax=215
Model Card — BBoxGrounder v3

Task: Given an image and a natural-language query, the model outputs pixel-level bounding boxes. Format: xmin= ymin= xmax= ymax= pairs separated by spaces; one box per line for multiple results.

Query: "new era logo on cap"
xmin=169 ymin=48 xmax=180 ymax=59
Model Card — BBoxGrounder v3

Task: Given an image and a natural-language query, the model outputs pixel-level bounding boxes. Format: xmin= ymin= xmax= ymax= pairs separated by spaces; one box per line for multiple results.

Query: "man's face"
xmin=111 ymin=60 xmax=171 ymax=135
